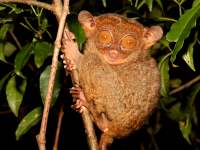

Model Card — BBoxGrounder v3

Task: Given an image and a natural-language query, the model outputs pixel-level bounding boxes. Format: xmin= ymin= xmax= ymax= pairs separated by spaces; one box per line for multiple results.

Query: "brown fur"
xmin=73 ymin=11 xmax=162 ymax=149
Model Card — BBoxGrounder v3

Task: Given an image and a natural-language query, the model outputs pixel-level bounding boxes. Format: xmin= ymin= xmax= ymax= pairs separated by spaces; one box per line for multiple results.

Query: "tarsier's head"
xmin=78 ymin=11 xmax=163 ymax=65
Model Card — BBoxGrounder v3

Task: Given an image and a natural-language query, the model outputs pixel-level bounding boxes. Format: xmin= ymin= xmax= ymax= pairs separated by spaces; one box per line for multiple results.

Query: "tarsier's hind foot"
xmin=99 ymin=133 xmax=113 ymax=150
xmin=70 ymin=87 xmax=88 ymax=113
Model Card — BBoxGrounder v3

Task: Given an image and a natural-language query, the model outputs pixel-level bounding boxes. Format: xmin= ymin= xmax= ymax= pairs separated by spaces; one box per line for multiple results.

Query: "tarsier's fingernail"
xmin=63 ymin=60 xmax=66 ymax=64
xmin=60 ymin=54 xmax=64 ymax=59
xmin=79 ymin=108 xmax=83 ymax=113
xmin=69 ymin=87 xmax=73 ymax=92
xmin=64 ymin=65 xmax=67 ymax=68
xmin=103 ymin=128 xmax=109 ymax=132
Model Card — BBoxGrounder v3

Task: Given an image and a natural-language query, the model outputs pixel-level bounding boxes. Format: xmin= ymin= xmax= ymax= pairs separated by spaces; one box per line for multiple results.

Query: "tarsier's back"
xmin=77 ymin=11 xmax=162 ymax=149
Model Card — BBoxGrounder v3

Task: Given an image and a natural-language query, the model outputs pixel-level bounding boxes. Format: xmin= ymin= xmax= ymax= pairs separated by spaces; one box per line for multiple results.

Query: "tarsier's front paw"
xmin=70 ymin=87 xmax=88 ymax=113
xmin=60 ymin=54 xmax=76 ymax=72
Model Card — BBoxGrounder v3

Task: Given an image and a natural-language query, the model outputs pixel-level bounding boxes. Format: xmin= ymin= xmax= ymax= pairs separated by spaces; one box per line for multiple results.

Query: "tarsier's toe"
xmin=70 ymin=87 xmax=84 ymax=99
xmin=71 ymin=99 xmax=84 ymax=112
xmin=70 ymin=87 xmax=88 ymax=111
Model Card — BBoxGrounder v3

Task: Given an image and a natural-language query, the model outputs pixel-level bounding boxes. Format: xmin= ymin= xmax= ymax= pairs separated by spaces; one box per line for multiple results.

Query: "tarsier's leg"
xmin=61 ymin=55 xmax=88 ymax=112
xmin=98 ymin=114 xmax=113 ymax=150
xmin=99 ymin=133 xmax=113 ymax=150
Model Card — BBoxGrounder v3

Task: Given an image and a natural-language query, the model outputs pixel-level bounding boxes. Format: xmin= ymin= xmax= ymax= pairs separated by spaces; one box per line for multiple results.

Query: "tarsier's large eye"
xmin=120 ymin=35 xmax=137 ymax=50
xmin=97 ymin=30 xmax=112 ymax=46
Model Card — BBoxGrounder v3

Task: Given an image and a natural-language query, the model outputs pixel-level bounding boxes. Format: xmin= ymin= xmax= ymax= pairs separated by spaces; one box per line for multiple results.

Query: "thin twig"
xmin=53 ymin=104 xmax=64 ymax=150
xmin=36 ymin=0 xmax=69 ymax=150
xmin=0 ymin=0 xmax=53 ymax=12
xmin=62 ymin=29 xmax=99 ymax=150
xmin=52 ymin=0 xmax=63 ymax=20
xmin=81 ymin=107 xmax=99 ymax=150
xmin=170 ymin=75 xmax=200 ymax=95
xmin=9 ymin=30 xmax=22 ymax=49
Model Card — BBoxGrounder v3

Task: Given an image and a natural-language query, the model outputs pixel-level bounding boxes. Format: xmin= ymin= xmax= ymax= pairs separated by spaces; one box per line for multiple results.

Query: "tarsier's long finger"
xmin=61 ymin=54 xmax=76 ymax=72
xmin=71 ymin=99 xmax=84 ymax=113
xmin=71 ymin=94 xmax=81 ymax=99
xmin=70 ymin=91 xmax=81 ymax=95
xmin=70 ymin=87 xmax=81 ymax=92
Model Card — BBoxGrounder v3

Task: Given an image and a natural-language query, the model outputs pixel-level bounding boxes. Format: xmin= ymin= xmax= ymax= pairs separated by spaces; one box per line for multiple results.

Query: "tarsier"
xmin=62 ymin=11 xmax=163 ymax=150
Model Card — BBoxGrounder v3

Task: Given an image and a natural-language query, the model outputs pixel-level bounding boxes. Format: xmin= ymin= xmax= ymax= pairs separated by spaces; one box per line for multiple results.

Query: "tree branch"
xmin=170 ymin=75 xmax=200 ymax=95
xmin=0 ymin=0 xmax=53 ymax=12
xmin=52 ymin=0 xmax=62 ymax=20
xmin=9 ymin=30 xmax=22 ymax=49
xmin=61 ymin=27 xmax=99 ymax=150
xmin=0 ymin=0 xmax=98 ymax=149
xmin=53 ymin=104 xmax=64 ymax=150
xmin=36 ymin=0 xmax=69 ymax=150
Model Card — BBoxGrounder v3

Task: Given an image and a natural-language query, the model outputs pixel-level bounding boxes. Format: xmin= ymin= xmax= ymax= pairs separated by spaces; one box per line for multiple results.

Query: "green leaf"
xmin=188 ymin=82 xmax=200 ymax=106
xmin=40 ymin=63 xmax=62 ymax=107
xmin=179 ymin=117 xmax=192 ymax=144
xmin=67 ymin=14 xmax=86 ymax=50
xmin=33 ymin=41 xmax=53 ymax=68
xmin=0 ymin=71 xmax=12 ymax=93
xmin=159 ymin=54 xmax=170 ymax=97
xmin=0 ymin=5 xmax=6 ymax=11
xmin=128 ymin=0 xmax=133 ymax=5
xmin=184 ymin=82 xmax=200 ymax=125
xmin=150 ymin=7 xmax=162 ymax=18
xmin=0 ymin=24 xmax=10 ymax=40
xmin=4 ymin=42 xmax=17 ymax=57
xmin=102 ymin=0 xmax=107 ymax=7
xmin=14 ymin=43 xmax=33 ymax=77
xmin=155 ymin=0 xmax=163 ymax=11
xmin=15 ymin=107 xmax=42 ymax=140
xmin=160 ymin=96 xmax=177 ymax=108
xmin=145 ymin=0 xmax=153 ymax=12
xmin=166 ymin=102 xmax=185 ymax=121
xmin=3 ymin=4 xmax=24 ymax=14
xmin=193 ymin=0 xmax=200 ymax=7
xmin=182 ymin=32 xmax=198 ymax=71
xmin=0 ymin=42 xmax=6 ymax=62
xmin=6 ymin=76 xmax=27 ymax=117
xmin=166 ymin=2 xmax=200 ymax=62
xmin=170 ymin=78 xmax=182 ymax=88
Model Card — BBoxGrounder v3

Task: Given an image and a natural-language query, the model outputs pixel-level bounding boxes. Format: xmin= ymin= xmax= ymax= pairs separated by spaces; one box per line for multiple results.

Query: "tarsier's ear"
xmin=143 ymin=26 xmax=163 ymax=50
xmin=78 ymin=10 xmax=96 ymax=37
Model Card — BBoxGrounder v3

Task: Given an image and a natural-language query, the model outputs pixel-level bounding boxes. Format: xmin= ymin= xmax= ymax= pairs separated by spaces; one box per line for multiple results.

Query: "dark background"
xmin=0 ymin=0 xmax=200 ymax=150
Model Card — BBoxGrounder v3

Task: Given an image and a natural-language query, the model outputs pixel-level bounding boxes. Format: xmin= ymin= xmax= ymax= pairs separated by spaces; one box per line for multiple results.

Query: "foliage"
xmin=0 ymin=0 xmax=200 ymax=149
xmin=15 ymin=106 xmax=42 ymax=140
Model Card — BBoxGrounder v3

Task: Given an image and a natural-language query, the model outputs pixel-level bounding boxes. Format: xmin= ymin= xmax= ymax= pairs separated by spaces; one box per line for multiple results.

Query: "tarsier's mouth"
xmin=103 ymin=50 xmax=126 ymax=65
xmin=108 ymin=50 xmax=119 ymax=59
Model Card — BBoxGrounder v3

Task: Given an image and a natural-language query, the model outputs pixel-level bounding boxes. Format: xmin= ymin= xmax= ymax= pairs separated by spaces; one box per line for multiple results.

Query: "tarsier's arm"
xmin=61 ymin=28 xmax=83 ymax=68
xmin=61 ymin=28 xmax=99 ymax=150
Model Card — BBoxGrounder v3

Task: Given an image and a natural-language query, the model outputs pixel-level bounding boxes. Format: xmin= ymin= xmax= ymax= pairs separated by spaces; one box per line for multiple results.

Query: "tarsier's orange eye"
xmin=120 ymin=35 xmax=137 ymax=50
xmin=98 ymin=31 xmax=112 ymax=46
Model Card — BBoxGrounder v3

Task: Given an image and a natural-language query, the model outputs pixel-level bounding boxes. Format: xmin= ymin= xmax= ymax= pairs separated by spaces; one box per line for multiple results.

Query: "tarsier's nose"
xmin=110 ymin=40 xmax=120 ymax=50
